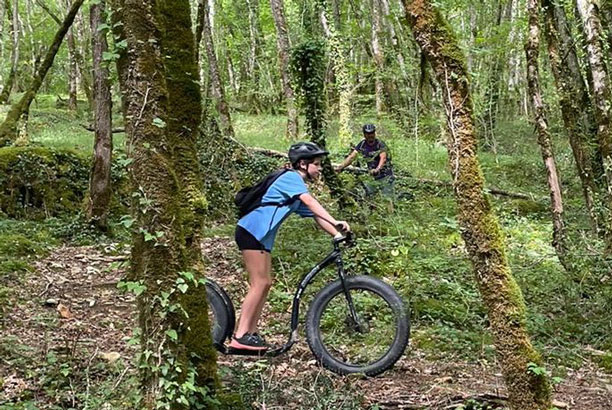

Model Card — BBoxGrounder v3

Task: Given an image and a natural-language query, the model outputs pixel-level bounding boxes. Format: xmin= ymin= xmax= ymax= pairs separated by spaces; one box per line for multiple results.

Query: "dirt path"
xmin=1 ymin=238 xmax=610 ymax=409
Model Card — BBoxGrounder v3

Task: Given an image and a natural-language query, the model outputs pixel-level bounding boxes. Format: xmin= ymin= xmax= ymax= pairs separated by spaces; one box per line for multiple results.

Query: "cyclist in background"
xmin=230 ymin=142 xmax=350 ymax=351
xmin=336 ymin=124 xmax=395 ymax=208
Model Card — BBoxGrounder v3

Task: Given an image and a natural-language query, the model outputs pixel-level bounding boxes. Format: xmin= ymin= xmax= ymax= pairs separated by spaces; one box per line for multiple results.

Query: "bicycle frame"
xmin=219 ymin=236 xmax=358 ymax=357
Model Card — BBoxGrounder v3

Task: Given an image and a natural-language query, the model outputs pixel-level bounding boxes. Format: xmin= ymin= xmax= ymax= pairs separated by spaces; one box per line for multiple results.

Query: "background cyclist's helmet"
xmin=362 ymin=123 xmax=376 ymax=133
xmin=288 ymin=141 xmax=329 ymax=166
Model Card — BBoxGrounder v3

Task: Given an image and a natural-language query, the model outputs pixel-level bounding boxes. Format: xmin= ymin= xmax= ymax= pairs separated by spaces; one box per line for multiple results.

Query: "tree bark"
xmin=270 ymin=0 xmax=299 ymax=139
xmin=576 ymin=0 xmax=612 ymax=252
xmin=0 ymin=0 xmax=85 ymax=146
xmin=86 ymin=0 xmax=112 ymax=230
xmin=0 ymin=0 xmax=19 ymax=104
xmin=110 ymin=0 xmax=218 ymax=406
xmin=403 ymin=1 xmax=552 ymax=409
xmin=198 ymin=0 xmax=235 ymax=138
xmin=525 ymin=0 xmax=569 ymax=270
xmin=542 ymin=0 xmax=601 ymax=233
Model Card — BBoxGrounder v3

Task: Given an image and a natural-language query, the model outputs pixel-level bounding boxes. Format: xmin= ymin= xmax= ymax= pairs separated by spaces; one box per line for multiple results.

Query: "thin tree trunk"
xmin=380 ymin=0 xmax=407 ymax=78
xmin=371 ymin=0 xmax=386 ymax=115
xmin=87 ymin=0 xmax=112 ymax=230
xmin=246 ymin=0 xmax=262 ymax=111
xmin=0 ymin=0 xmax=85 ymax=146
xmin=320 ymin=0 xmax=353 ymax=145
xmin=0 ymin=0 xmax=4 ymax=86
xmin=110 ymin=0 xmax=218 ymax=406
xmin=198 ymin=0 xmax=235 ymax=138
xmin=542 ymin=0 xmax=601 ymax=233
xmin=482 ymin=0 xmax=512 ymax=151
xmin=0 ymin=0 xmax=19 ymax=104
xmin=74 ymin=8 xmax=93 ymax=111
xmin=576 ymin=0 xmax=612 ymax=253
xmin=525 ymin=0 xmax=569 ymax=270
xmin=403 ymin=1 xmax=552 ymax=409
xmin=270 ymin=0 xmax=299 ymax=139
xmin=66 ymin=13 xmax=79 ymax=111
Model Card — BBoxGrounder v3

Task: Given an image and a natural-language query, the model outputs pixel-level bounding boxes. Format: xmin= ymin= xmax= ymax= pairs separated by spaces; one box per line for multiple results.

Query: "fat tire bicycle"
xmin=204 ymin=232 xmax=410 ymax=376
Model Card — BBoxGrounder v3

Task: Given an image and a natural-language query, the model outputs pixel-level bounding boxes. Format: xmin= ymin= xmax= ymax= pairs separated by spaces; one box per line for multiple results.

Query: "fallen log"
xmin=247 ymin=146 xmax=538 ymax=201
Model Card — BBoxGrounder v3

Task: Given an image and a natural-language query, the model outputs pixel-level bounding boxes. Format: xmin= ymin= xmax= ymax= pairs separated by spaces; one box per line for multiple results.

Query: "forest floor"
xmin=1 ymin=237 xmax=611 ymax=409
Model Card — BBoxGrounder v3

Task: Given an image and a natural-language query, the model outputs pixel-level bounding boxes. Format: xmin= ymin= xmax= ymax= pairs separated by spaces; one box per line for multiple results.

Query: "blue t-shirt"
xmin=238 ymin=170 xmax=314 ymax=251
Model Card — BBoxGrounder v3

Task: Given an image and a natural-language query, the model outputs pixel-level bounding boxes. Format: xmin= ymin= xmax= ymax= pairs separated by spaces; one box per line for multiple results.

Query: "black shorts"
xmin=235 ymin=226 xmax=270 ymax=253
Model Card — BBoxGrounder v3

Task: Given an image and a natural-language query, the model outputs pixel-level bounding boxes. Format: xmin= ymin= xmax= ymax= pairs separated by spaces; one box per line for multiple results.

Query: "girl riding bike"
xmin=231 ymin=142 xmax=350 ymax=351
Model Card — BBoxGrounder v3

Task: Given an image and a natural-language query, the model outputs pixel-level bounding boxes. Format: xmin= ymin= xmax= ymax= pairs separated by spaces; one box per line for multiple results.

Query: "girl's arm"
xmin=299 ymin=193 xmax=350 ymax=235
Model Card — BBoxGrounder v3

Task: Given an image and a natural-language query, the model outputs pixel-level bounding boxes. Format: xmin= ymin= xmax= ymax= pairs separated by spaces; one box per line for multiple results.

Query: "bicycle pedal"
xmin=227 ymin=346 xmax=269 ymax=356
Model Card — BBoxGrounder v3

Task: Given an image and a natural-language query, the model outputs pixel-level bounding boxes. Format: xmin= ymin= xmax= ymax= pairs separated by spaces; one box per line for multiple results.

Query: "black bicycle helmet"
xmin=288 ymin=142 xmax=329 ymax=165
xmin=362 ymin=123 xmax=376 ymax=133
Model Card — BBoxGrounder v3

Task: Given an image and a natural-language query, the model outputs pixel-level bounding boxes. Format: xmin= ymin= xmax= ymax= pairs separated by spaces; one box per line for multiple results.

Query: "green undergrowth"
xmin=1 ymin=105 xmax=611 ymax=407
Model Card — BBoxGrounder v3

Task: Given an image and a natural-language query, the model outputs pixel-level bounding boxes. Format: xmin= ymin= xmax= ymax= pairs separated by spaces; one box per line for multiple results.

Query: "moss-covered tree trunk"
xmin=86 ymin=0 xmax=112 ymax=230
xmin=403 ymin=1 xmax=552 ymax=409
xmin=111 ymin=0 xmax=217 ymax=407
xmin=525 ymin=0 xmax=569 ymax=270
xmin=319 ymin=0 xmax=353 ymax=146
xmin=542 ymin=0 xmax=602 ymax=234
xmin=270 ymin=0 xmax=299 ymax=140
xmin=576 ymin=0 xmax=612 ymax=253
xmin=198 ymin=0 xmax=235 ymax=139
xmin=0 ymin=0 xmax=19 ymax=105
xmin=0 ymin=0 xmax=84 ymax=147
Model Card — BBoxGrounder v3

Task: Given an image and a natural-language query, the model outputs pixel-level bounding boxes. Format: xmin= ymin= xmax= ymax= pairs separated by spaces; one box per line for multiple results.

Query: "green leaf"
xmin=102 ymin=51 xmax=120 ymax=62
xmin=152 ymin=117 xmax=166 ymax=128
xmin=177 ymin=283 xmax=188 ymax=293
xmin=165 ymin=329 xmax=178 ymax=341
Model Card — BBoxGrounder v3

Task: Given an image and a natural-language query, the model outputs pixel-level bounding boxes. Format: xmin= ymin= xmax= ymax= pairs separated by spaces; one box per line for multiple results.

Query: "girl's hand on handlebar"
xmin=335 ymin=221 xmax=351 ymax=234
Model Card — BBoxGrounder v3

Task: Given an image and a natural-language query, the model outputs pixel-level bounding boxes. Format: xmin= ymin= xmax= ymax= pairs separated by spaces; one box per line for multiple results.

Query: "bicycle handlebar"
xmin=333 ymin=231 xmax=355 ymax=247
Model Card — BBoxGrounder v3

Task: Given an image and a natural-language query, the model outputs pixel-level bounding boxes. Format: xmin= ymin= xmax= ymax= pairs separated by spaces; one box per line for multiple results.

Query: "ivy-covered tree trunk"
xmin=319 ymin=0 xmax=353 ymax=146
xmin=0 ymin=0 xmax=19 ymax=104
xmin=111 ymin=0 xmax=218 ymax=407
xmin=0 ymin=0 xmax=84 ymax=147
xmin=270 ymin=0 xmax=299 ymax=140
xmin=576 ymin=0 xmax=612 ymax=253
xmin=86 ymin=0 xmax=112 ymax=230
xmin=542 ymin=0 xmax=601 ymax=233
xmin=525 ymin=0 xmax=569 ymax=270
xmin=403 ymin=1 xmax=552 ymax=409
xmin=198 ymin=0 xmax=235 ymax=138
xmin=291 ymin=40 xmax=348 ymax=207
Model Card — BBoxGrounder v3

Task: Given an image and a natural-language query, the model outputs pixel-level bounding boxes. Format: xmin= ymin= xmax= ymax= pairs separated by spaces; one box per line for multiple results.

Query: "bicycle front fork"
xmin=336 ymin=258 xmax=367 ymax=333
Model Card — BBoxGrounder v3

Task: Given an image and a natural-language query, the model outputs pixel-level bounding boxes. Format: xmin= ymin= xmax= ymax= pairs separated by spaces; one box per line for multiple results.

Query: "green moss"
xmin=0 ymin=146 xmax=130 ymax=219
xmin=0 ymin=234 xmax=42 ymax=257
xmin=596 ymin=352 xmax=612 ymax=373
xmin=0 ymin=146 xmax=88 ymax=218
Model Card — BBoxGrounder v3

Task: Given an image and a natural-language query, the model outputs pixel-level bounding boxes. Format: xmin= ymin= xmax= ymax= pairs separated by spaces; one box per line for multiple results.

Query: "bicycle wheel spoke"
xmin=318 ymin=288 xmax=398 ymax=366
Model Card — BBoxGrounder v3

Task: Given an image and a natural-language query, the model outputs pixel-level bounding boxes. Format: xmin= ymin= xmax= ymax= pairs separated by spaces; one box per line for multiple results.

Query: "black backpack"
xmin=234 ymin=169 xmax=296 ymax=218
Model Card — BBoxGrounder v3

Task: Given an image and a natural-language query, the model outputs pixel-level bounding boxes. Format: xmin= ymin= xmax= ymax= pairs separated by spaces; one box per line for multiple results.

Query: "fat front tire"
xmin=306 ymin=275 xmax=409 ymax=376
